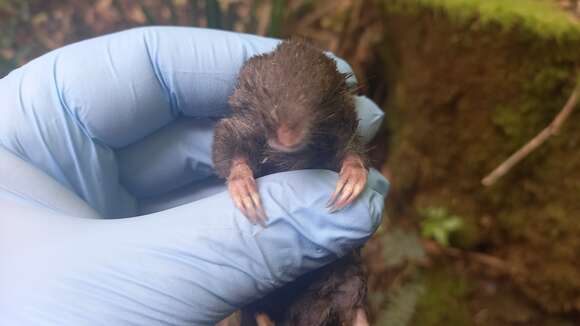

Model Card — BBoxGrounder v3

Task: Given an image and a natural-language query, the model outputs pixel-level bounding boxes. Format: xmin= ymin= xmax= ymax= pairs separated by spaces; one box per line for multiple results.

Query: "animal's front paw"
xmin=227 ymin=161 xmax=267 ymax=226
xmin=327 ymin=154 xmax=368 ymax=213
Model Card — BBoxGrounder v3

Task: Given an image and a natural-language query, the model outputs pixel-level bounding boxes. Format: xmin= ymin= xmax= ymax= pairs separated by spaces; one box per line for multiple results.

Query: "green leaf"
xmin=419 ymin=206 xmax=464 ymax=247
xmin=205 ymin=0 xmax=222 ymax=29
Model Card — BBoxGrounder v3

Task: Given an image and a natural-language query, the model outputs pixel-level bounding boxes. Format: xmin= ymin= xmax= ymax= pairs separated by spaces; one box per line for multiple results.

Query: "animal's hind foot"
xmin=255 ymin=313 xmax=275 ymax=326
xmin=354 ymin=308 xmax=369 ymax=326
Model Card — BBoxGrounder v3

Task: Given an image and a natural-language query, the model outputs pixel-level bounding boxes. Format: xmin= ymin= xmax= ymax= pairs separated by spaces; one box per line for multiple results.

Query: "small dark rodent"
xmin=213 ymin=40 xmax=366 ymax=179
xmin=212 ymin=40 xmax=369 ymax=326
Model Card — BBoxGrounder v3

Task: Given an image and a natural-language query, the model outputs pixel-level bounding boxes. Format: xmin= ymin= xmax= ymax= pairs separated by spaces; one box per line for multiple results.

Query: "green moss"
xmin=492 ymin=105 xmax=522 ymax=141
xmin=450 ymin=215 xmax=481 ymax=250
xmin=418 ymin=206 xmax=463 ymax=247
xmin=376 ymin=278 xmax=425 ymax=326
xmin=382 ymin=228 xmax=426 ymax=267
xmin=413 ymin=267 xmax=472 ymax=325
xmin=386 ymin=0 xmax=580 ymax=41
xmin=492 ymin=63 xmax=576 ymax=151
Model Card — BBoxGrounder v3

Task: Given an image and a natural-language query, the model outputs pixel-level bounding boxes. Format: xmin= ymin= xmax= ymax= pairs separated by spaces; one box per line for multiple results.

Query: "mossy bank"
xmin=381 ymin=0 xmax=580 ymax=317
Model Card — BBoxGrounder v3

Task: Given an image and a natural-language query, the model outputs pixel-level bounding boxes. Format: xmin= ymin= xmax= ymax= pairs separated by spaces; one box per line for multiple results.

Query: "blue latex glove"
xmin=0 ymin=27 xmax=388 ymax=325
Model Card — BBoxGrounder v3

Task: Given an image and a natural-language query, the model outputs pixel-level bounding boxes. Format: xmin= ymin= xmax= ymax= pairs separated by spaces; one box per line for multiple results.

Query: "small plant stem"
xmin=423 ymin=240 xmax=517 ymax=275
xmin=482 ymin=85 xmax=579 ymax=186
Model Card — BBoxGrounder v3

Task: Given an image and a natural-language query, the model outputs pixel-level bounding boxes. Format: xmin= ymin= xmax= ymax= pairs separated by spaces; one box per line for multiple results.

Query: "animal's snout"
xmin=268 ymin=124 xmax=307 ymax=152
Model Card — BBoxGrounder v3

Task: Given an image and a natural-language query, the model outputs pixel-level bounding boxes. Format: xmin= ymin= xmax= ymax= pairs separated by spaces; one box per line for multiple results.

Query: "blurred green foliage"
xmin=419 ymin=207 xmax=463 ymax=247
xmin=387 ymin=0 xmax=580 ymax=41
xmin=376 ymin=278 xmax=425 ymax=326
xmin=381 ymin=227 xmax=426 ymax=266
xmin=368 ymin=227 xmax=426 ymax=325
xmin=413 ymin=267 xmax=471 ymax=326
xmin=0 ymin=0 xmax=293 ymax=77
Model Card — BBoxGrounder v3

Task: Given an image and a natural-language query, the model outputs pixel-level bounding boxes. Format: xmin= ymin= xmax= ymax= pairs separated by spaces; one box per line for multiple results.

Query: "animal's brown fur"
xmin=212 ymin=40 xmax=365 ymax=178
xmin=212 ymin=40 xmax=368 ymax=326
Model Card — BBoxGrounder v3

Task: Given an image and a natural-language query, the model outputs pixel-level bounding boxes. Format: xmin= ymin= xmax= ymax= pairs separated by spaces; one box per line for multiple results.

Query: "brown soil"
xmin=360 ymin=5 xmax=580 ymax=324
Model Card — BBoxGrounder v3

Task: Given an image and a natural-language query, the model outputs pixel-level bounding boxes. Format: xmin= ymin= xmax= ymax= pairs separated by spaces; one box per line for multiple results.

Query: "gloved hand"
xmin=0 ymin=26 xmax=388 ymax=325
